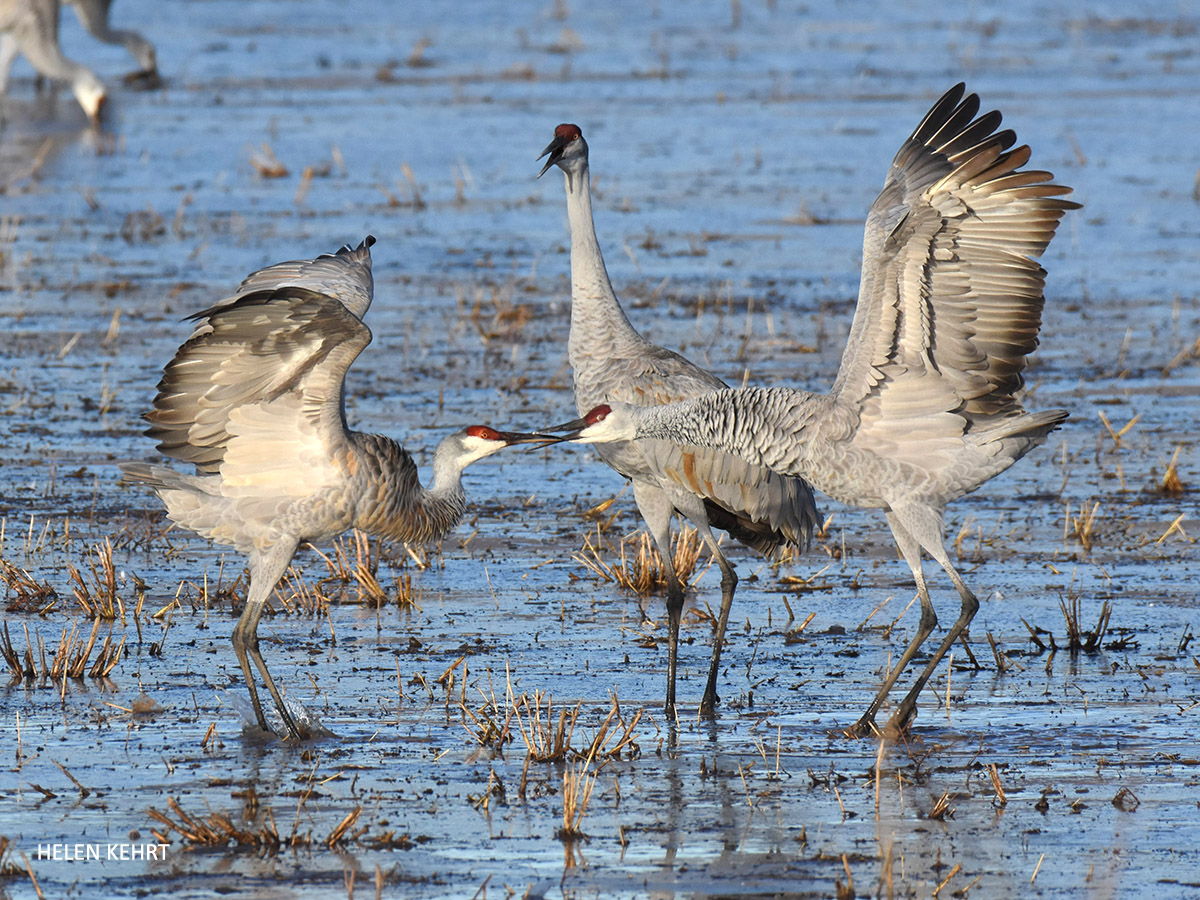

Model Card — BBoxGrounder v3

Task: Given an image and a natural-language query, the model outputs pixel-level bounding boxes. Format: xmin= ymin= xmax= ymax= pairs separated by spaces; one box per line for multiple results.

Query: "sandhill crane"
xmin=121 ymin=238 xmax=548 ymax=740
xmin=0 ymin=0 xmax=105 ymax=123
xmin=64 ymin=0 xmax=157 ymax=85
xmin=538 ymin=124 xmax=821 ymax=717
xmin=549 ymin=84 xmax=1078 ymax=736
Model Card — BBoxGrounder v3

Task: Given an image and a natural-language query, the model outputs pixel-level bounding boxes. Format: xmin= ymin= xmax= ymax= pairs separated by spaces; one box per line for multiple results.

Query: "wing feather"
xmin=145 ymin=288 xmax=371 ymax=477
xmin=832 ymin=84 xmax=1079 ymax=465
xmin=221 ymin=235 xmax=375 ymax=319
xmin=594 ymin=343 xmax=727 ymax=408
xmin=639 ymin=438 xmax=818 ymax=552
xmin=582 ymin=341 xmax=819 ymax=551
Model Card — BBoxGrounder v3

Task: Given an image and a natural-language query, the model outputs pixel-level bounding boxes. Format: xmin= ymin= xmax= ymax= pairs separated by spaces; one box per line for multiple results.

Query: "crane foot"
xmin=842 ymin=715 xmax=883 ymax=740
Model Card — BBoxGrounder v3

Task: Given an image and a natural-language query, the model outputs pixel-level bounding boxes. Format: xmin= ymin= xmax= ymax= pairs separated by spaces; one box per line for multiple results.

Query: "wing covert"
xmin=593 ymin=341 xmax=728 ymax=408
xmin=638 ymin=436 xmax=820 ymax=552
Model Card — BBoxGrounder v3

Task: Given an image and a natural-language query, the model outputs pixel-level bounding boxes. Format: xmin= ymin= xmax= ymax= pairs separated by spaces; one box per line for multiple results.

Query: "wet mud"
xmin=1 ymin=0 xmax=1198 ymax=897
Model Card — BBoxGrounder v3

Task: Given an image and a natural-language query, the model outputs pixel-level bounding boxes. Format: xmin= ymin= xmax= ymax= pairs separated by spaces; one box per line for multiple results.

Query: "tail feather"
xmin=979 ymin=408 xmax=1068 ymax=444
xmin=119 ymin=462 xmax=239 ymax=546
xmin=119 ymin=461 xmax=213 ymax=495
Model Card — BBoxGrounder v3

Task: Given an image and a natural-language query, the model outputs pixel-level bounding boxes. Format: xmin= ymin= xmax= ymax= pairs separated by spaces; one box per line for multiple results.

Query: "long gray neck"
xmin=350 ymin=433 xmax=467 ymax=544
xmin=563 ymin=162 xmax=642 ymax=365
xmin=427 ymin=443 xmax=469 ymax=517
xmin=25 ymin=39 xmax=92 ymax=86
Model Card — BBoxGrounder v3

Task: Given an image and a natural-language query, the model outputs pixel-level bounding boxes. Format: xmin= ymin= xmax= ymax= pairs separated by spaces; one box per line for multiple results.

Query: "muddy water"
xmin=1 ymin=0 xmax=1198 ymax=897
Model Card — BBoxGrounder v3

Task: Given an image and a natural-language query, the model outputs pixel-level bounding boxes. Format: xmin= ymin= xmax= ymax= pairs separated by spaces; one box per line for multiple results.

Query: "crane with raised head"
xmin=548 ymin=84 xmax=1078 ymax=737
xmin=0 ymin=0 xmax=105 ymax=123
xmin=538 ymin=124 xmax=821 ymax=718
xmin=121 ymin=238 xmax=548 ymax=740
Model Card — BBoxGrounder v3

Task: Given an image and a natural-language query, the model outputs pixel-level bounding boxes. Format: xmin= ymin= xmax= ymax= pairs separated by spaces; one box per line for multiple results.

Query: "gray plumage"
xmin=539 ymin=123 xmax=821 ymax=717
xmin=0 ymin=0 xmax=105 ymax=122
xmin=145 ymin=236 xmax=376 ymax=472
xmin=554 ymin=85 xmax=1078 ymax=736
xmin=227 ymin=234 xmax=375 ymax=320
xmin=122 ymin=238 xmax=545 ymax=739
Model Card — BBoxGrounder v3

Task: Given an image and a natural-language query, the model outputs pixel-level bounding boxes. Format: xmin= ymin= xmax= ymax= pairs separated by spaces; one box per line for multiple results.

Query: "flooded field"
xmin=1 ymin=0 xmax=1198 ymax=897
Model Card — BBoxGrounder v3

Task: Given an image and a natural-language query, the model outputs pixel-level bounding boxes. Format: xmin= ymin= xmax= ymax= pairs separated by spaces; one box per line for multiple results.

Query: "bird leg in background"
xmin=664 ymin=581 xmax=684 ymax=718
xmin=634 ymin=482 xmax=685 ymax=715
xmin=697 ymin=526 xmax=737 ymax=717
xmin=0 ymin=35 xmax=17 ymax=92
xmin=231 ymin=540 xmax=301 ymax=740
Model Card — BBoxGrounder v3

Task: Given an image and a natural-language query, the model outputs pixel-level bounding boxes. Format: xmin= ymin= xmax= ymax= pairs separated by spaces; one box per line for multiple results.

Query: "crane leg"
xmin=847 ymin=510 xmax=939 ymax=738
xmin=633 ymin=482 xmax=684 ymax=717
xmin=663 ymin=575 xmax=685 ymax=719
xmin=699 ymin=528 xmax=736 ymax=717
xmin=887 ymin=541 xmax=978 ymax=735
xmin=231 ymin=538 xmax=300 ymax=739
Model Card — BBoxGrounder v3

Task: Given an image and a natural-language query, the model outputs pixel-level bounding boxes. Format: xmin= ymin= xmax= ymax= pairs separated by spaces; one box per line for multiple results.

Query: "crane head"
xmin=537 ymin=124 xmax=585 ymax=177
xmin=73 ymin=74 xmax=107 ymax=127
xmin=542 ymin=404 xmax=636 ymax=444
xmin=444 ymin=426 xmax=561 ymax=469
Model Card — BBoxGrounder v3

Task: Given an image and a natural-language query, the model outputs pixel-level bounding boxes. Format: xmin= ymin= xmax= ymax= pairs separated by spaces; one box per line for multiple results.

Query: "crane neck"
xmin=562 ymin=162 xmax=641 ymax=362
xmin=30 ymin=46 xmax=93 ymax=85
xmin=349 ymin=433 xmax=466 ymax=544
xmin=427 ymin=442 xmax=470 ymax=512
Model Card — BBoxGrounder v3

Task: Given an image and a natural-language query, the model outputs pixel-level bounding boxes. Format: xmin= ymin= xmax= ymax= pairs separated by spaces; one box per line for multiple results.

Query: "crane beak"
xmin=499 ymin=431 xmax=564 ymax=448
xmin=539 ymin=415 xmax=591 ymax=441
xmin=88 ymin=94 xmax=107 ymax=128
xmin=536 ymin=135 xmax=566 ymax=178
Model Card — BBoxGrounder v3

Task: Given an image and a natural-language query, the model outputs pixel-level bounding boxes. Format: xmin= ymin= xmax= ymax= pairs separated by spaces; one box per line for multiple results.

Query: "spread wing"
xmin=602 ymin=343 xmax=819 ymax=551
xmin=145 ymin=288 xmax=371 ymax=490
xmin=217 ymin=235 xmax=375 ymax=320
xmin=831 ymin=84 xmax=1078 ymax=467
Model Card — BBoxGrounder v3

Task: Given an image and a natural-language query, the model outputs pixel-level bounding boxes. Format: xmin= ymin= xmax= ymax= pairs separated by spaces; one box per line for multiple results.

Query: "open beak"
xmin=536 ymin=135 xmax=566 ymax=178
xmin=499 ymin=431 xmax=565 ymax=448
xmin=538 ymin=415 xmax=591 ymax=441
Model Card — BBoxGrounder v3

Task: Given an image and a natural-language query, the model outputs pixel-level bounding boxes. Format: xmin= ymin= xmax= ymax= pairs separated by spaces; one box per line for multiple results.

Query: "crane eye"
xmin=571 ymin=133 xmax=580 ymax=141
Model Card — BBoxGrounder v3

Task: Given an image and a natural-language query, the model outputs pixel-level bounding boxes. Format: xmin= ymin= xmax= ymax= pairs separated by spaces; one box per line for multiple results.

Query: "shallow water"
xmin=1 ymin=0 xmax=1198 ymax=897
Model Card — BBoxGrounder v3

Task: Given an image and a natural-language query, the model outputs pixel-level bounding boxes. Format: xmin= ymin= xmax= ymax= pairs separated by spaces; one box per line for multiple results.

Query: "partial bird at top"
xmin=121 ymin=237 xmax=548 ymax=740
xmin=548 ymin=84 xmax=1079 ymax=737
xmin=0 ymin=0 xmax=105 ymax=124
xmin=64 ymin=0 xmax=158 ymax=86
xmin=538 ymin=122 xmax=821 ymax=718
